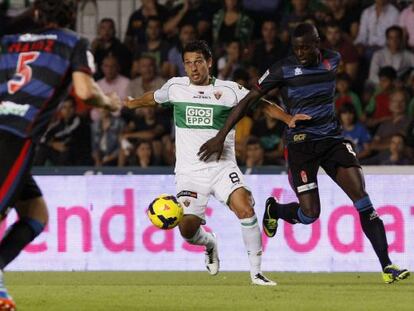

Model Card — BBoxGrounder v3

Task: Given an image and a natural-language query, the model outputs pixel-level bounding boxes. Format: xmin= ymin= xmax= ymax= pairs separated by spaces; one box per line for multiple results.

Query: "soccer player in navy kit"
xmin=0 ymin=1 xmax=120 ymax=308
xmin=198 ymin=23 xmax=409 ymax=283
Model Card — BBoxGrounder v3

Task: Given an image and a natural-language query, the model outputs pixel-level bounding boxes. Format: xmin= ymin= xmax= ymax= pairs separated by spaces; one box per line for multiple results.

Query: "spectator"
xmin=33 ymin=97 xmax=87 ymax=166
xmin=91 ymin=18 xmax=132 ymax=79
xmin=251 ymin=20 xmax=288 ymax=75
xmin=135 ymin=16 xmax=170 ymax=77
xmin=124 ymin=0 xmax=169 ymax=52
xmin=379 ymin=134 xmax=412 ymax=165
xmin=251 ymin=108 xmax=285 ymax=164
xmin=165 ymin=23 xmax=197 ymax=77
xmin=280 ymin=0 xmax=316 ymax=44
xmin=321 ymin=0 xmax=360 ymax=40
xmin=323 ymin=21 xmax=359 ymax=81
xmin=354 ymin=0 xmax=399 ymax=53
xmin=368 ymin=26 xmax=414 ymax=85
xmin=119 ymin=140 xmax=155 ymax=167
xmin=120 ymin=106 xmax=167 ymax=163
xmin=399 ymin=0 xmax=414 ymax=50
xmin=161 ymin=134 xmax=176 ymax=166
xmin=338 ymin=103 xmax=371 ymax=159
xmin=335 ymin=73 xmax=362 ymax=117
xmin=369 ymin=89 xmax=411 ymax=154
xmin=91 ymin=108 xmax=124 ymax=167
xmin=242 ymin=0 xmax=282 ymax=36
xmin=217 ymin=40 xmax=244 ymax=80
xmin=364 ymin=66 xmax=397 ymax=130
xmin=244 ymin=136 xmax=265 ymax=174
xmin=163 ymin=0 xmax=215 ymax=42
xmin=97 ymin=54 xmax=130 ymax=101
xmin=126 ymin=55 xmax=166 ymax=99
xmin=212 ymin=0 xmax=254 ymax=50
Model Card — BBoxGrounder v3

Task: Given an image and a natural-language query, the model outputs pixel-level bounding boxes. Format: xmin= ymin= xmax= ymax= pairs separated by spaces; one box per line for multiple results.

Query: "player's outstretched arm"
xmin=124 ymin=91 xmax=157 ymax=109
xmin=72 ymin=72 xmax=121 ymax=111
xmin=198 ymin=89 xmax=262 ymax=161
xmin=262 ymin=101 xmax=311 ymax=128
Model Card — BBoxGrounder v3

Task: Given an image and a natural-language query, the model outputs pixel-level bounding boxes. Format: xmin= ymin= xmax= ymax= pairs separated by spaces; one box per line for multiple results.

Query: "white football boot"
xmin=251 ymin=273 xmax=277 ymax=286
xmin=205 ymin=233 xmax=219 ymax=275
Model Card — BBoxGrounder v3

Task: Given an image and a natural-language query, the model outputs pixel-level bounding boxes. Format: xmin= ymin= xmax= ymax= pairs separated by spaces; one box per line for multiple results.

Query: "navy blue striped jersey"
xmin=0 ymin=28 xmax=92 ymax=141
xmin=257 ymin=49 xmax=342 ymax=144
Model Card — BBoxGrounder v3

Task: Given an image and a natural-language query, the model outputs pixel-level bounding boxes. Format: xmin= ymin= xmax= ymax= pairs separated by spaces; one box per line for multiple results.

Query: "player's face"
xmin=292 ymin=35 xmax=319 ymax=66
xmin=183 ymin=52 xmax=212 ymax=85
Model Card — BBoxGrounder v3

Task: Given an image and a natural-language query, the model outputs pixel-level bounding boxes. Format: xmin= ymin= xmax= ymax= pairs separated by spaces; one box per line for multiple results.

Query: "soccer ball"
xmin=147 ymin=194 xmax=183 ymax=230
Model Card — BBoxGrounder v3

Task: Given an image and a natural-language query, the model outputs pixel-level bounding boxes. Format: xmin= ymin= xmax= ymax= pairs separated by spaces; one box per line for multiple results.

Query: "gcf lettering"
xmin=186 ymin=106 xmax=213 ymax=126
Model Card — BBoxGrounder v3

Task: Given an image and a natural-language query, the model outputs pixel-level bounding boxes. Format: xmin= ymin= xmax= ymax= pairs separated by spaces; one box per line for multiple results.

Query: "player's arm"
xmin=261 ymin=99 xmax=311 ymax=128
xmin=72 ymin=72 xmax=120 ymax=112
xmin=124 ymin=91 xmax=158 ymax=109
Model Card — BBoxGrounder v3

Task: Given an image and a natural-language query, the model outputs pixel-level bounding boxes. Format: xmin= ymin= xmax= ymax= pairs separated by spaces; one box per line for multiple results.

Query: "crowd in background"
xmin=3 ymin=0 xmax=414 ymax=169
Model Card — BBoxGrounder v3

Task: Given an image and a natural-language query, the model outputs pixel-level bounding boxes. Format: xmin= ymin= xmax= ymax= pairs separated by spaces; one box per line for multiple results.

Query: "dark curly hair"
xmin=34 ymin=0 xmax=77 ymax=27
xmin=181 ymin=40 xmax=212 ymax=61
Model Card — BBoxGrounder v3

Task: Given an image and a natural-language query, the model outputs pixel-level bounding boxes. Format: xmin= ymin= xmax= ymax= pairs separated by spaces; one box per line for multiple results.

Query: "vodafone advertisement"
xmin=4 ymin=174 xmax=414 ymax=272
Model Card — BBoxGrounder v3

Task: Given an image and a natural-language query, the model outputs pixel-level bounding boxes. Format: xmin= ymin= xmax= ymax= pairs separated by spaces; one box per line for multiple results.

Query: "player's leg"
xmin=175 ymin=175 xmax=218 ymax=275
xmin=326 ymin=140 xmax=409 ymax=283
xmin=263 ymin=142 xmax=321 ymax=237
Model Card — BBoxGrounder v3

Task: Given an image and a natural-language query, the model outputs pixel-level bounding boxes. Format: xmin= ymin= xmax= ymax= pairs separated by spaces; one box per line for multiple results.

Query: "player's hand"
xmin=107 ymin=92 xmax=121 ymax=112
xmin=198 ymin=135 xmax=225 ymax=162
xmin=124 ymin=96 xmax=138 ymax=109
xmin=288 ymin=114 xmax=311 ymax=128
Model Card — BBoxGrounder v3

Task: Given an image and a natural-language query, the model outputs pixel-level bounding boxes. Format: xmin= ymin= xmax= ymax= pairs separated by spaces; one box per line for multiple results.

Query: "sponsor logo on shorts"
xmin=0 ymin=101 xmax=30 ymax=117
xmin=293 ymin=134 xmax=307 ymax=142
xmin=186 ymin=106 xmax=213 ymax=126
xmin=300 ymin=170 xmax=308 ymax=183
xmin=177 ymin=190 xmax=198 ymax=199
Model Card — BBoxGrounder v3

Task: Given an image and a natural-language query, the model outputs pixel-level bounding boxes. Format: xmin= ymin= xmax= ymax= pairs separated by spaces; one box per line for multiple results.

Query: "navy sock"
xmin=355 ymin=197 xmax=391 ymax=269
xmin=269 ymin=202 xmax=301 ymax=224
xmin=0 ymin=217 xmax=44 ymax=270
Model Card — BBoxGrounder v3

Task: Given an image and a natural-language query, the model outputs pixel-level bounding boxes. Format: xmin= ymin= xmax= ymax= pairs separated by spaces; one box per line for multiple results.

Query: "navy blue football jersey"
xmin=0 ymin=28 xmax=92 ymax=140
xmin=257 ymin=49 xmax=342 ymax=144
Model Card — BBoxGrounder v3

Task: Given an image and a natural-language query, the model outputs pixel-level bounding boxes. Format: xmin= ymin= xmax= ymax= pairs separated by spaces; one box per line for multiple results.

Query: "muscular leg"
xmin=268 ymin=190 xmax=321 ymax=225
xmin=178 ymin=215 xmax=214 ymax=249
xmin=0 ymin=196 xmax=48 ymax=270
xmin=334 ymin=166 xmax=391 ymax=269
xmin=229 ymin=188 xmax=261 ymax=277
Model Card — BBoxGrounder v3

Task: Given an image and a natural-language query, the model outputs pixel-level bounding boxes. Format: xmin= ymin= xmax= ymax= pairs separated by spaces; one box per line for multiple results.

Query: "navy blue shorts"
xmin=0 ymin=130 xmax=42 ymax=216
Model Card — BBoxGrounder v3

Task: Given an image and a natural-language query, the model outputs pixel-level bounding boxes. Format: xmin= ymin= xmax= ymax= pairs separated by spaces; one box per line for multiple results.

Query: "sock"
xmin=355 ymin=196 xmax=391 ymax=269
xmin=269 ymin=201 xmax=301 ymax=224
xmin=0 ymin=217 xmax=45 ymax=270
xmin=184 ymin=227 xmax=215 ymax=250
xmin=240 ymin=215 xmax=262 ymax=278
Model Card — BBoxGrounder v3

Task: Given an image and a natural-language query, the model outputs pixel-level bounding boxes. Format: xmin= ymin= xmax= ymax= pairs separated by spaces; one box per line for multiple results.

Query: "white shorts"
xmin=175 ymin=164 xmax=248 ymax=224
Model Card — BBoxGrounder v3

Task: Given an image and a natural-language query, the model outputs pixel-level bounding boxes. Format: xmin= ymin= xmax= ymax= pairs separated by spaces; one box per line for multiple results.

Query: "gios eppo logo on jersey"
xmin=186 ymin=106 xmax=213 ymax=126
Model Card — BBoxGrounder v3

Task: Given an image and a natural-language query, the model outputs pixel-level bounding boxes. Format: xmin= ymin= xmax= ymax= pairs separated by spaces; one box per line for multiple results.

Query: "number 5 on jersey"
xmin=7 ymin=52 xmax=40 ymax=94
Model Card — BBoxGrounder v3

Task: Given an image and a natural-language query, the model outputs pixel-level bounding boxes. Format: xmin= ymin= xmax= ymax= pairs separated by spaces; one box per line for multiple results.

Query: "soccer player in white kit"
xmin=126 ymin=41 xmax=307 ymax=285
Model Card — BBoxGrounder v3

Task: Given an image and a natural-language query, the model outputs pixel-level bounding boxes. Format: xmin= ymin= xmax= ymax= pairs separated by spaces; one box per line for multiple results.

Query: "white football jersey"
xmin=154 ymin=77 xmax=249 ymax=173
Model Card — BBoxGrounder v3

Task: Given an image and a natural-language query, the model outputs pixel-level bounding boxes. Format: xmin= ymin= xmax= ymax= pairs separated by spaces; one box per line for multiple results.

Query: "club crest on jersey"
xmin=294 ymin=67 xmax=303 ymax=76
xmin=300 ymin=170 xmax=308 ymax=183
xmin=183 ymin=199 xmax=191 ymax=208
xmin=214 ymin=91 xmax=222 ymax=100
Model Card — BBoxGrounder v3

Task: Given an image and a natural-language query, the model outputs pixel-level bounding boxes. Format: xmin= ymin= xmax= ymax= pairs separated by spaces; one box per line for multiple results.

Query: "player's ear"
xmin=207 ymin=57 xmax=213 ymax=69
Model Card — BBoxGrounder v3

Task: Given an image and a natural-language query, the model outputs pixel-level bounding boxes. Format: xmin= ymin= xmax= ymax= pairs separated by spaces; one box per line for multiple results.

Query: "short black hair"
xmin=386 ymin=25 xmax=403 ymax=39
xmin=338 ymin=102 xmax=357 ymax=124
xmin=378 ymin=66 xmax=397 ymax=80
xmin=181 ymin=40 xmax=212 ymax=61
xmin=34 ymin=0 xmax=77 ymax=27
xmin=293 ymin=23 xmax=319 ymax=40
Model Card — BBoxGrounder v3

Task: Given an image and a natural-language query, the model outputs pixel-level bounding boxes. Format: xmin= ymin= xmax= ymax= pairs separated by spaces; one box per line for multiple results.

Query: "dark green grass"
xmin=5 ymin=272 xmax=413 ymax=311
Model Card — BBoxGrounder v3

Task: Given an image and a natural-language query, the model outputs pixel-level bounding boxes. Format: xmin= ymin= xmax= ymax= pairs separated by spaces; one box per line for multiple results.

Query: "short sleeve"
xmin=154 ymin=78 xmax=174 ymax=105
xmin=256 ymin=63 xmax=283 ymax=94
xmin=71 ymin=38 xmax=94 ymax=75
xmin=233 ymin=82 xmax=249 ymax=102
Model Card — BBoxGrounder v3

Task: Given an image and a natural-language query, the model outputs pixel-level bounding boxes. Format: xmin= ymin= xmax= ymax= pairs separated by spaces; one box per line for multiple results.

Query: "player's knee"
xmin=233 ymin=205 xmax=255 ymax=219
xmin=178 ymin=215 xmax=201 ymax=239
xmin=297 ymin=208 xmax=319 ymax=224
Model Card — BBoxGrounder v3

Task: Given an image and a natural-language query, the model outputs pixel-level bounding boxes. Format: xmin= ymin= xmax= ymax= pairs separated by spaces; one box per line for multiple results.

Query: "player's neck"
xmin=191 ymin=76 xmax=212 ymax=86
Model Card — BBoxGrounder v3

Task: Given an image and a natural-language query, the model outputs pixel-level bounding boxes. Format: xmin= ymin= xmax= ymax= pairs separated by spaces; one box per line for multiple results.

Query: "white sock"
xmin=240 ymin=215 xmax=262 ymax=278
xmin=184 ymin=227 xmax=215 ymax=250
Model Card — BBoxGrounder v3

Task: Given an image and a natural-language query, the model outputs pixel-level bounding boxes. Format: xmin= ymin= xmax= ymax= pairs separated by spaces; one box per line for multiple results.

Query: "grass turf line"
xmin=5 ymin=271 xmax=414 ymax=311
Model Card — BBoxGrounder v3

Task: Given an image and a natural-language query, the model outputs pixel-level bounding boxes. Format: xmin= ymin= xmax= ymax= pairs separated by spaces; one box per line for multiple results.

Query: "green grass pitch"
xmin=6 ymin=271 xmax=413 ymax=311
